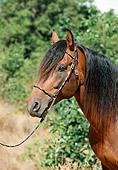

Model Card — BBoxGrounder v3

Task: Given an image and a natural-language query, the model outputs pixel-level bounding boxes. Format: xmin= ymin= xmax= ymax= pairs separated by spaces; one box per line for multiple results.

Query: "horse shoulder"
xmin=89 ymin=125 xmax=118 ymax=170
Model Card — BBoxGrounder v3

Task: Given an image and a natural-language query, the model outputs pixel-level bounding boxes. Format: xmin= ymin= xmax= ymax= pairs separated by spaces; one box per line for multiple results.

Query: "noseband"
xmin=34 ymin=46 xmax=79 ymax=104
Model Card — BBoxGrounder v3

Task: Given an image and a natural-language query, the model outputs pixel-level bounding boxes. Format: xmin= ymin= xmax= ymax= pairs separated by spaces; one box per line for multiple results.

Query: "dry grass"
xmin=54 ymin=157 xmax=101 ymax=170
xmin=0 ymin=102 xmax=102 ymax=170
xmin=0 ymin=101 xmax=49 ymax=170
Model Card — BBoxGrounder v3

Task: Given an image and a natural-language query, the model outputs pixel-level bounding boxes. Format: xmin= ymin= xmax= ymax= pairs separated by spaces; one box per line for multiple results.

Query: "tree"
xmin=0 ymin=1 xmax=118 ymax=168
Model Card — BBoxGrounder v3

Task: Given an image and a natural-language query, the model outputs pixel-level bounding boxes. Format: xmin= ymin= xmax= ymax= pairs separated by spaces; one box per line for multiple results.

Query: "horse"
xmin=27 ymin=29 xmax=118 ymax=170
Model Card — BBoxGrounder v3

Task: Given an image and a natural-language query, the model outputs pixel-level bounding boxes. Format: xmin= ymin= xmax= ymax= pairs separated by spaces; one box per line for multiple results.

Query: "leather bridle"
xmin=34 ymin=46 xmax=79 ymax=105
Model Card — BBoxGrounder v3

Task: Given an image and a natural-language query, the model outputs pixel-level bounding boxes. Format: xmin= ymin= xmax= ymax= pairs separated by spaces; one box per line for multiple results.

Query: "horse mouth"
xmin=29 ymin=107 xmax=48 ymax=119
xmin=40 ymin=108 xmax=48 ymax=118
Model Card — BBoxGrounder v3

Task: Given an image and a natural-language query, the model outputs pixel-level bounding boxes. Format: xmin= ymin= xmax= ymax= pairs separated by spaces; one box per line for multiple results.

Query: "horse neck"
xmin=74 ymin=87 xmax=102 ymax=137
xmin=74 ymin=47 xmax=118 ymax=138
xmin=74 ymin=49 xmax=100 ymax=136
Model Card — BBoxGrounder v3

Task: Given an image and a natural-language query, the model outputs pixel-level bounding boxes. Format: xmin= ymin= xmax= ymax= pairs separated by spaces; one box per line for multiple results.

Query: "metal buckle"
xmin=75 ymin=69 xmax=79 ymax=76
xmin=71 ymin=63 xmax=74 ymax=70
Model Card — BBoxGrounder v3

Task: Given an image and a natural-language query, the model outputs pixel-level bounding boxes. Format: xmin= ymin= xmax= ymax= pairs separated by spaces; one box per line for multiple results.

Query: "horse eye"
xmin=57 ymin=65 xmax=67 ymax=72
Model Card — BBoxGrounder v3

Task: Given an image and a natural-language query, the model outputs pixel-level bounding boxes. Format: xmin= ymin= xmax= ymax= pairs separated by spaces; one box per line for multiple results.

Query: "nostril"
xmin=32 ymin=101 xmax=41 ymax=112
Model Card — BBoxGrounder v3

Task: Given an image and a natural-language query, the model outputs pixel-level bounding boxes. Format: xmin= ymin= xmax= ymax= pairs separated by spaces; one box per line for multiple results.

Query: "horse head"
xmin=27 ymin=29 xmax=85 ymax=118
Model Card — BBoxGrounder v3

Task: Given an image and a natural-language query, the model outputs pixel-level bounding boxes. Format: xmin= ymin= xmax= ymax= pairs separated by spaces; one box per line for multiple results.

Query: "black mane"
xmin=39 ymin=40 xmax=118 ymax=131
xmin=39 ymin=40 xmax=67 ymax=80
xmin=77 ymin=44 xmax=118 ymax=131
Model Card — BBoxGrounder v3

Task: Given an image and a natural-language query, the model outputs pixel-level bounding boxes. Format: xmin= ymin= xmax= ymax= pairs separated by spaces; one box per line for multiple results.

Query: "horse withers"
xmin=27 ymin=29 xmax=118 ymax=170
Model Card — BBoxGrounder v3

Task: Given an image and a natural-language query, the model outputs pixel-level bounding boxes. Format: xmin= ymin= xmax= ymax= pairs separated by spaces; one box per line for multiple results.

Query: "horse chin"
xmin=40 ymin=108 xmax=48 ymax=118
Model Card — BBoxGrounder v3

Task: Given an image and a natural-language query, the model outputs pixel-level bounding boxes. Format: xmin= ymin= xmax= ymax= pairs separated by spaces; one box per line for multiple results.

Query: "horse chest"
xmin=89 ymin=125 xmax=118 ymax=170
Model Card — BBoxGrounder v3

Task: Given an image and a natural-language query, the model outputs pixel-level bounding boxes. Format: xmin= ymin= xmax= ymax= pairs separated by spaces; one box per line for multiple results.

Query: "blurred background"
xmin=0 ymin=0 xmax=118 ymax=169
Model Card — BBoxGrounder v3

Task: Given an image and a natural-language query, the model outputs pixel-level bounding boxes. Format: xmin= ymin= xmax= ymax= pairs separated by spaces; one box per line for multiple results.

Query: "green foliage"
xmin=0 ymin=0 xmax=117 ymax=103
xmin=0 ymin=0 xmax=118 ymax=169
xmin=1 ymin=43 xmax=25 ymax=79
xmin=21 ymin=140 xmax=43 ymax=169
xmin=42 ymin=98 xmax=100 ymax=168
xmin=78 ymin=9 xmax=118 ymax=65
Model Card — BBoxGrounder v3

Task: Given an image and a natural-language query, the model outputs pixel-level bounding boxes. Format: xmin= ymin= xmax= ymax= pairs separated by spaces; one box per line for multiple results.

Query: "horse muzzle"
xmin=27 ymin=98 xmax=48 ymax=118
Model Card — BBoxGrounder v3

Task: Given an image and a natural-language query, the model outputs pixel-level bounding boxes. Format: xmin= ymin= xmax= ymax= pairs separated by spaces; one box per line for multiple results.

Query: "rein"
xmin=0 ymin=117 xmax=44 ymax=148
xmin=34 ymin=46 xmax=79 ymax=104
xmin=0 ymin=47 xmax=79 ymax=148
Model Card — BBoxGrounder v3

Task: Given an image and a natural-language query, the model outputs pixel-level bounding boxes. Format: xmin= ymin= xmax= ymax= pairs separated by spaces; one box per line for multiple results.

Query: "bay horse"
xmin=27 ymin=29 xmax=118 ymax=170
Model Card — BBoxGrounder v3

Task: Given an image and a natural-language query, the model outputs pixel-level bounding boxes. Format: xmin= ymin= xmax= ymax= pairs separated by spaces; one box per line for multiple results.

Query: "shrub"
xmin=1 ymin=43 xmax=25 ymax=80
xmin=42 ymin=98 xmax=100 ymax=169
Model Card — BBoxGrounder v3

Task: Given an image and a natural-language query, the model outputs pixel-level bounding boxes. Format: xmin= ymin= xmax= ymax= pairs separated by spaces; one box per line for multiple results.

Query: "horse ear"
xmin=52 ymin=29 xmax=59 ymax=44
xmin=66 ymin=29 xmax=74 ymax=51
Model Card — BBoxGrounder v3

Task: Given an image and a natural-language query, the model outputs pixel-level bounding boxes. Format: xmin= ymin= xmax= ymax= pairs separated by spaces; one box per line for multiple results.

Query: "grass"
xmin=0 ymin=101 xmax=102 ymax=170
